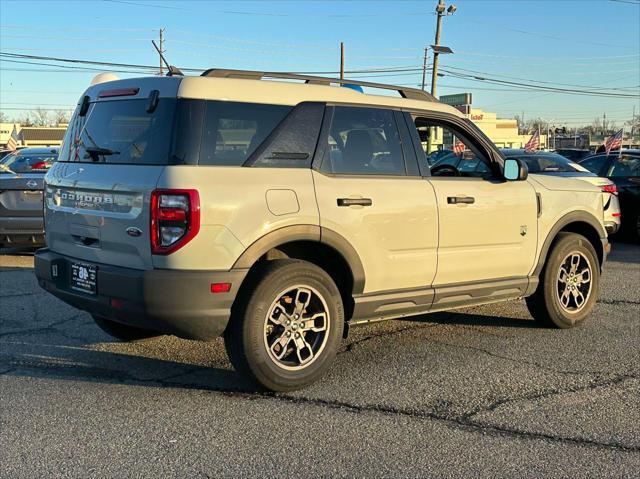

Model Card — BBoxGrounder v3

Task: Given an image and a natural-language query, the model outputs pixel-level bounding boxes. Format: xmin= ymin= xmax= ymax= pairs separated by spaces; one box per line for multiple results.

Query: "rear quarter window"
xmin=199 ymin=102 xmax=292 ymax=166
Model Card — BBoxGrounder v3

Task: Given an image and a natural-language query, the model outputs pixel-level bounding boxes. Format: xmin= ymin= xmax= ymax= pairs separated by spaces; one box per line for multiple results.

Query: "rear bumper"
xmin=34 ymin=248 xmax=247 ymax=340
xmin=605 ymin=221 xmax=620 ymax=235
xmin=0 ymin=216 xmax=44 ymax=245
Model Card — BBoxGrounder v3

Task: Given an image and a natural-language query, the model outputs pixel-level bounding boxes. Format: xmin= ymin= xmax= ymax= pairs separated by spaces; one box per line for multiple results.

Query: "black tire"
xmin=225 ymin=259 xmax=344 ymax=392
xmin=91 ymin=315 xmax=159 ymax=342
xmin=526 ymin=232 xmax=600 ymax=328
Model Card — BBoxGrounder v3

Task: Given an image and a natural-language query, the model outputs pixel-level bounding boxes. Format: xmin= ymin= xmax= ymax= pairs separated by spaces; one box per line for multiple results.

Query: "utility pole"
xmin=340 ymin=42 xmax=345 ymax=81
xmin=159 ymin=28 xmax=165 ymax=76
xmin=421 ymin=48 xmax=429 ymax=91
xmin=430 ymin=0 xmax=445 ymax=97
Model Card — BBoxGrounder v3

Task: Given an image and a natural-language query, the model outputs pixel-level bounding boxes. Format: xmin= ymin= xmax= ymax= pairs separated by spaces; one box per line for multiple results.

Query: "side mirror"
xmin=504 ymin=158 xmax=528 ymax=181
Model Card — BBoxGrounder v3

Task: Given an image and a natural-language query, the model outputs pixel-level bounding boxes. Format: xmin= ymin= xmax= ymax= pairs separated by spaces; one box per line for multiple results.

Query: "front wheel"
xmin=225 ymin=259 xmax=344 ymax=391
xmin=526 ymin=233 xmax=600 ymax=328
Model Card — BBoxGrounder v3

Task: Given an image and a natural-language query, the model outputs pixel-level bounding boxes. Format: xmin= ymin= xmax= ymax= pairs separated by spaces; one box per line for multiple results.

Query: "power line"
xmin=1 ymin=51 xmax=638 ymax=99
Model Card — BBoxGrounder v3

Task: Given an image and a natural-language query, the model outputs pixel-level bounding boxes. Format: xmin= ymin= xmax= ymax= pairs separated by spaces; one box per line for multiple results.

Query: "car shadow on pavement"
xmin=1 ymin=309 xmax=537 ymax=394
xmin=0 ymin=339 xmax=260 ymax=394
xmin=404 ymin=310 xmax=540 ymax=329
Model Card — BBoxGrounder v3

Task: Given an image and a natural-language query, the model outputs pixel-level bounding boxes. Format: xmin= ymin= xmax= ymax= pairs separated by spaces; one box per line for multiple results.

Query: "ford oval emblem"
xmin=126 ymin=227 xmax=142 ymax=237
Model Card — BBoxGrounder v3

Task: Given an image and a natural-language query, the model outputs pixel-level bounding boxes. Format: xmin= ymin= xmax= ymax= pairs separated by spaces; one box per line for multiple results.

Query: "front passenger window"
xmin=324 ymin=107 xmax=406 ymax=176
xmin=412 ymin=117 xmax=493 ymax=178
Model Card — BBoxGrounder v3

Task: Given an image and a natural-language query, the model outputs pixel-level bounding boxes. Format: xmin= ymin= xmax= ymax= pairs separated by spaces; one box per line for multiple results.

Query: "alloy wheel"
xmin=556 ymin=252 xmax=593 ymax=313
xmin=263 ymin=285 xmax=330 ymax=371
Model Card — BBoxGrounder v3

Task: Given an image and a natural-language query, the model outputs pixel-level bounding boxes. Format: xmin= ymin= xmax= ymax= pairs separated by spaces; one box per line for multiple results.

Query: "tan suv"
xmin=35 ymin=70 xmax=609 ymax=391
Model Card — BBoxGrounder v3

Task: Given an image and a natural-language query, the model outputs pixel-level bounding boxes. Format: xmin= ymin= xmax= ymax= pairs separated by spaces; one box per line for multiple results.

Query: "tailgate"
xmin=45 ymin=162 xmax=165 ymax=270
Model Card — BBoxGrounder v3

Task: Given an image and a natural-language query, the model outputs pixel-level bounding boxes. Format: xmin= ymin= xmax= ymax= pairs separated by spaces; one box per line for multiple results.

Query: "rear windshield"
xmin=60 ymin=98 xmax=292 ymax=166
xmin=0 ymin=151 xmax=58 ymax=173
xmin=59 ymin=98 xmax=176 ymax=165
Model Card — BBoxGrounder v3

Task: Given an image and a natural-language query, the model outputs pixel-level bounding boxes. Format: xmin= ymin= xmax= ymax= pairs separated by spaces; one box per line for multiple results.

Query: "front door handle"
xmin=447 ymin=196 xmax=475 ymax=205
xmin=337 ymin=198 xmax=373 ymax=207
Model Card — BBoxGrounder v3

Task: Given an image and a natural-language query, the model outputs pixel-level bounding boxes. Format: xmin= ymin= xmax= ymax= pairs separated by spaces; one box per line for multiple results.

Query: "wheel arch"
xmin=534 ymin=211 xmax=606 ymax=278
xmin=232 ymin=225 xmax=366 ymax=320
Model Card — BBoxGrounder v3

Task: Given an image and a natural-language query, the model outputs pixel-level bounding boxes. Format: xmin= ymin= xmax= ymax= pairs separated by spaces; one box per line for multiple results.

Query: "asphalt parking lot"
xmin=0 ymin=243 xmax=639 ymax=478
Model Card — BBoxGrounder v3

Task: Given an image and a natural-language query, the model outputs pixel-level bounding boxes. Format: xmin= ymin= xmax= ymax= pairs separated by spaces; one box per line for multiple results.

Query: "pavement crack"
xmin=0 ymin=314 xmax=87 ymax=339
xmin=597 ymin=299 xmax=640 ymax=306
xmin=463 ymin=373 xmax=638 ymax=421
xmin=340 ymin=323 xmax=437 ymax=354
xmin=422 ymin=337 xmax=607 ymax=376
xmin=0 ymin=292 xmax=44 ymax=299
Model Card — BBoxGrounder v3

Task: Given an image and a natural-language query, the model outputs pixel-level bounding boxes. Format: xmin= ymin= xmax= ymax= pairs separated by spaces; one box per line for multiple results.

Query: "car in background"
xmin=579 ymin=150 xmax=640 ymax=241
xmin=554 ymin=148 xmax=592 ymax=163
xmin=430 ymin=148 xmax=622 ymax=235
xmin=426 ymin=148 xmax=454 ymax=166
xmin=0 ymin=146 xmax=27 ymax=161
xmin=0 ymin=147 xmax=59 ymax=248
xmin=500 ymin=149 xmax=621 ymax=235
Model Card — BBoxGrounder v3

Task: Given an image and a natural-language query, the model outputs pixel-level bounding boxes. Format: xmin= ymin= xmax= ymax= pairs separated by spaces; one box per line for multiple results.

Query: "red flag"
xmin=604 ymin=129 xmax=623 ymax=155
xmin=453 ymin=140 xmax=465 ymax=155
xmin=524 ymin=131 xmax=540 ymax=152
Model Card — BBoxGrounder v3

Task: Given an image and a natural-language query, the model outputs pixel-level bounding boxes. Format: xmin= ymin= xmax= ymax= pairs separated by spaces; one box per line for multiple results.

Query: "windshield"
xmin=509 ymin=152 xmax=586 ymax=174
xmin=59 ymin=98 xmax=176 ymax=164
xmin=0 ymin=151 xmax=58 ymax=173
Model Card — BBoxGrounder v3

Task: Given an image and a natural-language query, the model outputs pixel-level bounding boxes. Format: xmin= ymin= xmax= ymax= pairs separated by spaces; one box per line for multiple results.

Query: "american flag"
xmin=524 ymin=130 xmax=540 ymax=152
xmin=604 ymin=129 xmax=623 ymax=155
xmin=5 ymin=135 xmax=17 ymax=151
xmin=453 ymin=140 xmax=465 ymax=155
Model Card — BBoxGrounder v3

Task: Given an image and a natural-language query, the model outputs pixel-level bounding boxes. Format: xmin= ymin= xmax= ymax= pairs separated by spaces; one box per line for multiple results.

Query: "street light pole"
xmin=430 ymin=0 xmax=445 ymax=98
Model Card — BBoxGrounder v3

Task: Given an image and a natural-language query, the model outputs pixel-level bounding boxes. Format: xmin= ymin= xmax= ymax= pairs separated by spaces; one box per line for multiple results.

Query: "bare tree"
xmin=32 ymin=107 xmax=50 ymax=127
xmin=53 ymin=109 xmax=70 ymax=126
xmin=17 ymin=112 xmax=33 ymax=127
xmin=0 ymin=111 xmax=7 ymax=123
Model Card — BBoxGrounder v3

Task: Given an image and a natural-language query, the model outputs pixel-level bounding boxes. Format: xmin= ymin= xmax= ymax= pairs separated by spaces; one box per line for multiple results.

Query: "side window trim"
xmin=402 ymin=111 xmax=430 ymax=177
xmin=394 ymin=110 xmax=419 ymax=176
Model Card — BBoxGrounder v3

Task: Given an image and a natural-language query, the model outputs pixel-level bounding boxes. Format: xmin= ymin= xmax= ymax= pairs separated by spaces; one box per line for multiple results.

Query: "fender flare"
xmin=232 ymin=225 xmax=366 ymax=294
xmin=533 ymin=211 xmax=606 ymax=277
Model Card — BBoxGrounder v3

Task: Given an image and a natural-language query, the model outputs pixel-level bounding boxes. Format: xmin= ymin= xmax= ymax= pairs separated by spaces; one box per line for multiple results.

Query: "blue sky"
xmin=1 ymin=0 xmax=639 ymax=127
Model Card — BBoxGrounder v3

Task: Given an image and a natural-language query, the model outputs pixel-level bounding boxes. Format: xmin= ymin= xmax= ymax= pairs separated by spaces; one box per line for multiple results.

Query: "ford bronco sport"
xmin=35 ymin=70 xmax=609 ymax=391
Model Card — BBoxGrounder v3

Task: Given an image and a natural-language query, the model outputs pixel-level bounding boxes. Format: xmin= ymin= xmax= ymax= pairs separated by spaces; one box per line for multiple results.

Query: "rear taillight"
xmin=30 ymin=161 xmax=48 ymax=171
xmin=150 ymin=189 xmax=200 ymax=255
xmin=602 ymin=184 xmax=618 ymax=195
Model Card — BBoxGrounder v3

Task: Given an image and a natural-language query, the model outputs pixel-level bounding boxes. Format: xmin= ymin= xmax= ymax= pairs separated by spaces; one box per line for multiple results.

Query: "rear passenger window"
xmin=607 ymin=154 xmax=640 ymax=177
xmin=199 ymin=102 xmax=292 ymax=166
xmin=324 ymin=107 xmax=406 ymax=176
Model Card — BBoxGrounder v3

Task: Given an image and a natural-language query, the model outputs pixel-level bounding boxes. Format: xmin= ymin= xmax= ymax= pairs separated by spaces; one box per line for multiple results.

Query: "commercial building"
xmin=0 ymin=123 xmax=67 ymax=148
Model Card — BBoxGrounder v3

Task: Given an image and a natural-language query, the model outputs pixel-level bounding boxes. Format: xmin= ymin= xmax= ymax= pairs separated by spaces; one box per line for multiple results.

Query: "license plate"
xmin=70 ymin=262 xmax=97 ymax=294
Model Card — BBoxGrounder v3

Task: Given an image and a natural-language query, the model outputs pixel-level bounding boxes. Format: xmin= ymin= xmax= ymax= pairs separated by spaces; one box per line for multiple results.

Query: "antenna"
xmin=151 ymin=40 xmax=183 ymax=76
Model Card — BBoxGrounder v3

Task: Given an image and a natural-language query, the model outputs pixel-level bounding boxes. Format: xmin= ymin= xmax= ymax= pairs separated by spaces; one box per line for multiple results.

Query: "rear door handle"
xmin=447 ymin=196 xmax=475 ymax=205
xmin=337 ymin=198 xmax=373 ymax=207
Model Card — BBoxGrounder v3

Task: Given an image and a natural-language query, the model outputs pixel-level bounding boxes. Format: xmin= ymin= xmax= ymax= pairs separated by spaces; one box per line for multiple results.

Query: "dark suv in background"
xmin=579 ymin=150 xmax=640 ymax=242
xmin=0 ymin=147 xmax=59 ymax=248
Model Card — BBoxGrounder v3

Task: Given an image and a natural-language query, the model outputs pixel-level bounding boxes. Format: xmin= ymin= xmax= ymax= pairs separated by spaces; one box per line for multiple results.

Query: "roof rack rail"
xmin=200 ymin=68 xmax=437 ymax=102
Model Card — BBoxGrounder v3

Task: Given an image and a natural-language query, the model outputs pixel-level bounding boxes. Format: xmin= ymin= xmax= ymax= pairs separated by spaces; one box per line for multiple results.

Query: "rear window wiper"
xmin=85 ymin=147 xmax=120 ymax=161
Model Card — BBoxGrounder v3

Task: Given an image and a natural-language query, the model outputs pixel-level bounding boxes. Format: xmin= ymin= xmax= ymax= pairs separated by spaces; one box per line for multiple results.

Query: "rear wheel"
xmin=225 ymin=259 xmax=344 ymax=391
xmin=91 ymin=315 xmax=159 ymax=342
xmin=526 ymin=233 xmax=600 ymax=328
